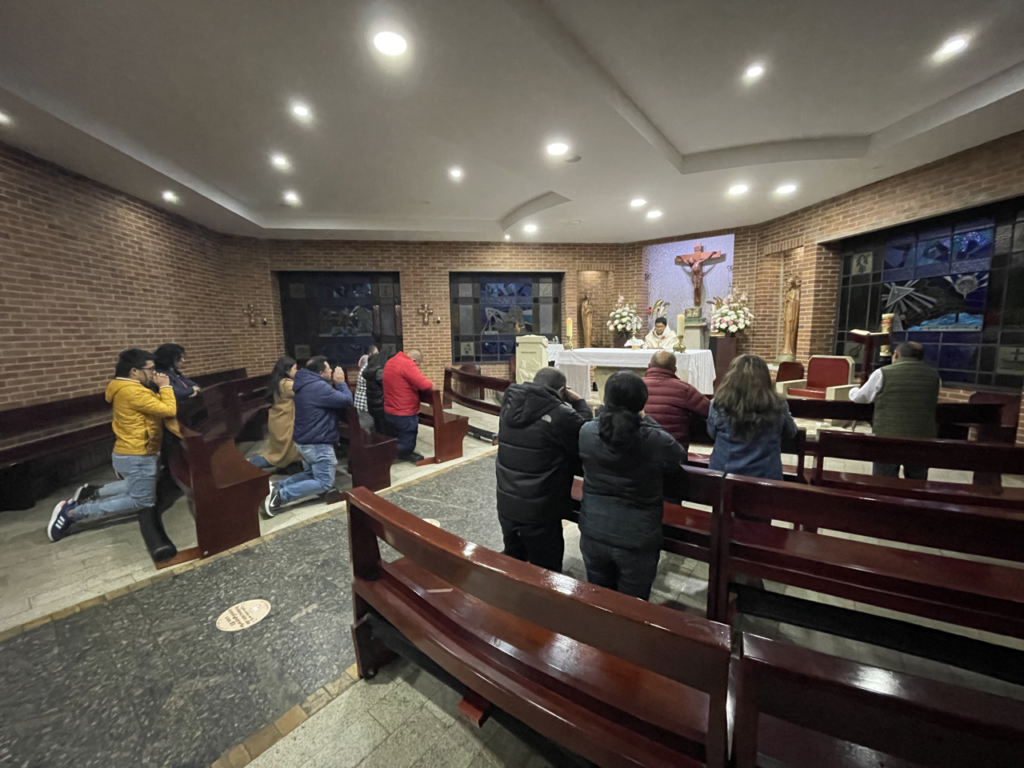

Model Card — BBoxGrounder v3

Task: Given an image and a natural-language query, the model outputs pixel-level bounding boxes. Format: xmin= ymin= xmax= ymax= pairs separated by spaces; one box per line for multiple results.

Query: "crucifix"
xmin=418 ymin=303 xmax=434 ymax=324
xmin=674 ymin=243 xmax=726 ymax=309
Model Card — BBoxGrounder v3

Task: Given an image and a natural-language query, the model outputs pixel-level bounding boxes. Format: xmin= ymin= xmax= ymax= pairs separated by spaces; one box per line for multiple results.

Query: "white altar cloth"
xmin=555 ymin=348 xmax=715 ymax=395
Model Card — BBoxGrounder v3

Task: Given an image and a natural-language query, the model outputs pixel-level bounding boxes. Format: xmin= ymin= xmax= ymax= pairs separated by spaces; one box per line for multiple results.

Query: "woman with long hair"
xmin=708 ymin=354 xmax=797 ymax=479
xmin=154 ymin=343 xmax=200 ymax=401
xmin=578 ymin=371 xmax=685 ymax=600
xmin=250 ymin=356 xmax=302 ymax=470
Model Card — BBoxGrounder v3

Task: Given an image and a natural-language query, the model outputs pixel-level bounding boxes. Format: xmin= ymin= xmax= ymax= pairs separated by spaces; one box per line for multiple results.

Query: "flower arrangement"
xmin=606 ymin=296 xmax=644 ymax=336
xmin=709 ymin=293 xmax=754 ymax=335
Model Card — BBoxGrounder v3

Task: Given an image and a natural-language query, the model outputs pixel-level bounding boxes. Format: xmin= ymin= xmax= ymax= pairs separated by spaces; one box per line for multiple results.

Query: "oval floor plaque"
xmin=216 ymin=599 xmax=271 ymax=632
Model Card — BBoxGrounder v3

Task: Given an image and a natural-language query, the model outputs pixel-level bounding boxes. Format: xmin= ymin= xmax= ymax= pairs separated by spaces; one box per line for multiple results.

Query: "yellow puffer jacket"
xmin=105 ymin=379 xmax=178 ymax=455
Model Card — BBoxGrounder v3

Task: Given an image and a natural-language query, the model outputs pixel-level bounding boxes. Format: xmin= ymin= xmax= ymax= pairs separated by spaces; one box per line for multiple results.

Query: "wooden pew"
xmin=161 ymin=377 xmax=269 ymax=567
xmin=568 ymin=466 xmax=723 ymax=564
xmin=686 ymin=423 xmax=808 ymax=483
xmin=346 ymin=486 xmax=733 ymax=768
xmin=344 ymin=405 xmax=397 ymax=492
xmin=733 ymin=633 xmax=1024 ymax=768
xmin=812 ymin=429 xmax=1024 ymax=508
xmin=707 ymin=474 xmax=1024 ymax=684
xmin=0 ymin=367 xmax=248 ymax=511
xmin=786 ymin=398 xmax=1004 ymax=440
xmin=443 ymin=365 xmax=511 ymax=444
xmin=416 ymin=389 xmax=471 ymax=465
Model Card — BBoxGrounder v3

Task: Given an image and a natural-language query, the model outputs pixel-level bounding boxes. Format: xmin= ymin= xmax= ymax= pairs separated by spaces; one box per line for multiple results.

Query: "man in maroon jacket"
xmin=642 ymin=350 xmax=710 ymax=451
xmin=383 ymin=349 xmax=434 ymax=462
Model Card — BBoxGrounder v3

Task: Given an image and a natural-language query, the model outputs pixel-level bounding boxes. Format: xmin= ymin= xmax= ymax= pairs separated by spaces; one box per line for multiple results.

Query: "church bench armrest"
xmin=825 ymin=384 xmax=857 ymax=401
xmin=776 ymin=379 xmax=807 ymax=395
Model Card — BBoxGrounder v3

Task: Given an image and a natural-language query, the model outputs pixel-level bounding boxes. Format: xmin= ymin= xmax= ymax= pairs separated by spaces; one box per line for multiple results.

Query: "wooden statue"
xmin=780 ymin=275 xmax=801 ymax=361
xmin=580 ymin=293 xmax=594 ymax=349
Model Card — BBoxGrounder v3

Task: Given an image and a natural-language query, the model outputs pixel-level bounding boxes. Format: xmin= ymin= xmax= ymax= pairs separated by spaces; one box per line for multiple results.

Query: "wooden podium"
xmin=849 ymin=329 xmax=890 ymax=385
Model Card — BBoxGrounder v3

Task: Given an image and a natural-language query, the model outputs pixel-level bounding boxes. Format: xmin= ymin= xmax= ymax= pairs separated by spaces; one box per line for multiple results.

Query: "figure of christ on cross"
xmin=674 ymin=243 xmax=725 ymax=309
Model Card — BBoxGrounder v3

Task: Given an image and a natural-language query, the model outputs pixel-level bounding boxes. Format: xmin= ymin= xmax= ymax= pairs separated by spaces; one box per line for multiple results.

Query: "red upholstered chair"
xmin=775 ymin=361 xmax=804 ymax=386
xmin=777 ymin=356 xmax=856 ymax=400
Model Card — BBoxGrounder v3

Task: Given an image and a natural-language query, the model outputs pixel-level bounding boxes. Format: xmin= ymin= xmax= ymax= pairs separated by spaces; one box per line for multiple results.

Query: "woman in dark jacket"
xmin=361 ymin=349 xmax=395 ymax=436
xmin=154 ymin=343 xmax=200 ymax=401
xmin=578 ymin=371 xmax=686 ymax=600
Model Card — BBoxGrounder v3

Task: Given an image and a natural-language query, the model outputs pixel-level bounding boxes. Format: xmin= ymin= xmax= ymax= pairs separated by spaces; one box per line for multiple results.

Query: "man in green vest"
xmin=849 ymin=341 xmax=940 ymax=480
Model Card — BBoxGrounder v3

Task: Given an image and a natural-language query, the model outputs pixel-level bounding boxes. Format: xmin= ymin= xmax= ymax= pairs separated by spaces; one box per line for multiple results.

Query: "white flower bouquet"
xmin=709 ymin=293 xmax=754 ymax=335
xmin=606 ymin=295 xmax=643 ymax=335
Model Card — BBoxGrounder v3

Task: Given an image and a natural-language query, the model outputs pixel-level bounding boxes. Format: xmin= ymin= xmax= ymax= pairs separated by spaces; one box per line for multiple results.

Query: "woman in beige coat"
xmin=250 ymin=356 xmax=302 ymax=470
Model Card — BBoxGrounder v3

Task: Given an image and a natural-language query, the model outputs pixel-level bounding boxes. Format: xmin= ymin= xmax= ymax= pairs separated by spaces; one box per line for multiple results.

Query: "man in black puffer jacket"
xmin=496 ymin=367 xmax=592 ymax=571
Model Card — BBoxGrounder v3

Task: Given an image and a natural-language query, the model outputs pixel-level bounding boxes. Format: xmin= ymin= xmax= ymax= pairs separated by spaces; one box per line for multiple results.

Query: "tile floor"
xmin=0 ymin=405 xmax=500 ymax=633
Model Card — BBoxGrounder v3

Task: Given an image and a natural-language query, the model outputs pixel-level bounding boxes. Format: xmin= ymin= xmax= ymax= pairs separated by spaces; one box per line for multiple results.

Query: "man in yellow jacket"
xmin=48 ymin=349 xmax=177 ymax=542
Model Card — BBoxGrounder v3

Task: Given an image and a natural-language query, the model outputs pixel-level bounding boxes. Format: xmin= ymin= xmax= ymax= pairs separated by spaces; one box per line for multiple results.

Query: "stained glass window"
xmin=835 ymin=196 xmax=1024 ymax=391
xmin=451 ymin=273 xmax=562 ymax=363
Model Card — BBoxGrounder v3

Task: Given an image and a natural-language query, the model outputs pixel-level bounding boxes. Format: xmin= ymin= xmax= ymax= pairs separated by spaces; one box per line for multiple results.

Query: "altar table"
xmin=555 ymin=348 xmax=715 ymax=395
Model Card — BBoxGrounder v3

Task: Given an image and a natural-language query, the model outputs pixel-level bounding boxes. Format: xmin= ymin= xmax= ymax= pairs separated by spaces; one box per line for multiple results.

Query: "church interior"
xmin=1 ymin=2 xmax=1024 ymax=766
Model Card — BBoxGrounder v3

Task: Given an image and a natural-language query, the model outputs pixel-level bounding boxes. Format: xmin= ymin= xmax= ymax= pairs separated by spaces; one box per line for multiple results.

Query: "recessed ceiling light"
xmin=504 ymin=234 xmax=511 ymax=240
xmin=744 ymin=63 xmax=765 ymax=79
xmin=646 ymin=210 xmax=662 ymax=219
xmin=523 ymin=223 xmax=538 ymax=233
xmin=270 ymin=153 xmax=291 ymax=171
xmin=448 ymin=167 xmax=463 ymax=180
xmin=283 ymin=190 xmax=301 ymax=206
xmin=728 ymin=184 xmax=749 ymax=196
xmin=374 ymin=31 xmax=408 ymax=56
xmin=546 ymin=142 xmax=569 ymax=156
xmin=630 ymin=198 xmax=647 ymax=208
xmin=775 ymin=183 xmax=798 ymax=195
xmin=290 ymin=101 xmax=312 ymax=123
xmin=934 ymin=35 xmax=968 ymax=61
xmin=162 ymin=191 xmax=179 ymax=204
xmin=0 ymin=110 xmax=11 ymax=126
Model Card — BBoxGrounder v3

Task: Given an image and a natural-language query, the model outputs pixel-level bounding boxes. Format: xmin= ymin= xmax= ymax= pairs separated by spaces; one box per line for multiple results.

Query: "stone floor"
xmin=2 ymin=408 xmax=1023 ymax=767
xmin=0 ymin=404 xmax=500 ymax=633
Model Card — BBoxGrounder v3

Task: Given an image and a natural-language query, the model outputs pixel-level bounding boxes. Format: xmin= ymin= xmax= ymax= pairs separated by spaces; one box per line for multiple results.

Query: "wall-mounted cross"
xmin=243 ymin=303 xmax=259 ymax=328
xmin=418 ymin=304 xmax=434 ymax=324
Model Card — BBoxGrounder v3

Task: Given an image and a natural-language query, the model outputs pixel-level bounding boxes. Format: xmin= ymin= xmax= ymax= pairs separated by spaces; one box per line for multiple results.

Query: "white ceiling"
xmin=0 ymin=0 xmax=1022 ymax=242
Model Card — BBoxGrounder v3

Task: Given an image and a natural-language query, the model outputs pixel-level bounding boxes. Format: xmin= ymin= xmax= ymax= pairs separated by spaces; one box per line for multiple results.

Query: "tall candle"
xmin=566 ymin=317 xmax=572 ymax=337
xmin=676 ymin=313 xmax=686 ymax=336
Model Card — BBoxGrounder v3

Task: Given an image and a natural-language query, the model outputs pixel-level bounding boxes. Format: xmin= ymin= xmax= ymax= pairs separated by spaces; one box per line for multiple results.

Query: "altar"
xmin=555 ymin=347 xmax=715 ymax=396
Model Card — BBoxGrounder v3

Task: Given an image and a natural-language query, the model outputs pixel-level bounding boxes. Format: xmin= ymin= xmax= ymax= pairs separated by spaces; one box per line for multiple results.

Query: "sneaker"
xmin=72 ymin=483 xmax=100 ymax=504
xmin=47 ymin=501 xmax=75 ymax=542
xmin=261 ymin=485 xmax=283 ymax=518
xmin=399 ymin=451 xmax=426 ymax=464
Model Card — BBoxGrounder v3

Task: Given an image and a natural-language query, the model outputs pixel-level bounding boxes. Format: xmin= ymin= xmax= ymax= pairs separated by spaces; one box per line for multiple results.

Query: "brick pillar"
xmin=796 ymin=242 xmax=842 ymax=361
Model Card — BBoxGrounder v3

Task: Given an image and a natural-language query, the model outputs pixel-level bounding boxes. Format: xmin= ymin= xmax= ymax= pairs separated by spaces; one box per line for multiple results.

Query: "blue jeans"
xmin=249 ymin=455 xmax=274 ymax=469
xmin=71 ymin=453 xmax=159 ymax=523
xmin=275 ymin=443 xmax=337 ymax=503
xmin=385 ymin=413 xmax=419 ymax=454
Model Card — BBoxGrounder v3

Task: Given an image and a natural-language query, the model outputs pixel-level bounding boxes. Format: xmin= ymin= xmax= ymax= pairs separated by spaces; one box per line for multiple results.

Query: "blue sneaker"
xmin=47 ymin=501 xmax=76 ymax=542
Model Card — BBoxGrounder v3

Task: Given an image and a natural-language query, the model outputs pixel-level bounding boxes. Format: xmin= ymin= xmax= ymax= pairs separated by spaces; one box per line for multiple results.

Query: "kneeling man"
xmin=496 ymin=367 xmax=592 ymax=571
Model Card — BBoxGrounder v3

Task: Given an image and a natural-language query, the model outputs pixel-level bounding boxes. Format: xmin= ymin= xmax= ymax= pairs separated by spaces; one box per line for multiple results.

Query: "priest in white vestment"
xmin=644 ymin=317 xmax=679 ymax=350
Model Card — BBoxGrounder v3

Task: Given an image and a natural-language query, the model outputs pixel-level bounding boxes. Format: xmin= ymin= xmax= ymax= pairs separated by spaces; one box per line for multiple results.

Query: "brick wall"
xmin=0 ymin=144 xmax=231 ymax=409
xmin=3 ymin=131 xmax=1023 ymax=445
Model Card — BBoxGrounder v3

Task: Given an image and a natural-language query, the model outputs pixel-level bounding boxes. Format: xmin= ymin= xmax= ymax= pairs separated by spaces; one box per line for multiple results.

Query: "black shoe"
xmin=137 ymin=506 xmax=177 ymax=563
xmin=72 ymin=483 xmax=100 ymax=504
xmin=261 ymin=485 xmax=283 ymax=518
xmin=399 ymin=451 xmax=425 ymax=464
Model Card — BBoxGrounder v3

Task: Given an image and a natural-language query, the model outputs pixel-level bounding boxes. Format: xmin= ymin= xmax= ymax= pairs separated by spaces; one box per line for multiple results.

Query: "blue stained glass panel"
xmin=938 ymin=344 xmax=979 ymax=370
xmin=914 ymin=236 xmax=951 ymax=278
xmin=884 ymin=238 xmax=915 ymax=281
xmin=952 ymin=228 xmax=994 ymax=272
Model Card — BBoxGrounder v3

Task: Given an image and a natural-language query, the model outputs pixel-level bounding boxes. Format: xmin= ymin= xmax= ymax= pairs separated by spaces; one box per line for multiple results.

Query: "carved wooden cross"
xmin=418 ymin=304 xmax=434 ymax=324
xmin=674 ymin=243 xmax=725 ymax=308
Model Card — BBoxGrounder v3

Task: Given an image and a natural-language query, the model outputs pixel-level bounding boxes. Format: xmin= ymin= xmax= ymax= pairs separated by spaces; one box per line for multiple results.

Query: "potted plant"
xmin=606 ymin=296 xmax=643 ymax=347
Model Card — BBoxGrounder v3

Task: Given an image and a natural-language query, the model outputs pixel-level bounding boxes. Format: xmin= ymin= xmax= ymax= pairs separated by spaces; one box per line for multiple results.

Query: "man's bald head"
xmin=407 ymin=349 xmax=424 ymax=366
xmin=650 ymin=350 xmax=676 ymax=371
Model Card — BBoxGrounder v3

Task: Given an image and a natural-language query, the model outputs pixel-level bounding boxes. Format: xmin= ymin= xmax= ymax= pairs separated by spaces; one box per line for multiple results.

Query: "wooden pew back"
xmin=814 ymin=429 xmax=1024 ymax=478
xmin=442 ymin=366 xmax=511 ymax=417
xmin=347 ymin=486 xmax=732 ymax=767
xmin=734 ymin=634 xmax=1024 ymax=768
xmin=417 ymin=389 xmax=470 ymax=463
xmin=722 ymin=474 xmax=1024 ymax=564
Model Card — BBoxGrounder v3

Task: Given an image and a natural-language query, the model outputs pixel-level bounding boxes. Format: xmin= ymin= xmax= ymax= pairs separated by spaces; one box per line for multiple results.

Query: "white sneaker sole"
xmin=47 ymin=501 xmax=66 ymax=542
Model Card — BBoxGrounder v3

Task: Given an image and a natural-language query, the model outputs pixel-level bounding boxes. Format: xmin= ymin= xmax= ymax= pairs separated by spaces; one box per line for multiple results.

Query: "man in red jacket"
xmin=383 ymin=349 xmax=434 ymax=462
xmin=642 ymin=350 xmax=710 ymax=451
